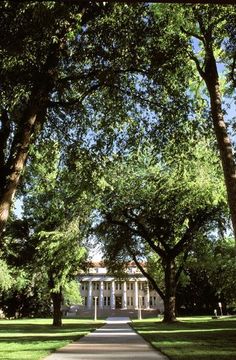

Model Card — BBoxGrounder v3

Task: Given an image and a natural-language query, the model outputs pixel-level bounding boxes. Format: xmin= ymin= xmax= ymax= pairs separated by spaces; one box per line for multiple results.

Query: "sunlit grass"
xmin=0 ymin=318 xmax=103 ymax=360
xmin=132 ymin=316 xmax=236 ymax=360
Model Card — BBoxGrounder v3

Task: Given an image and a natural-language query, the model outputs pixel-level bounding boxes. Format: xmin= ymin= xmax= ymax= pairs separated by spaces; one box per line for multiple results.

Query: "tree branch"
xmin=124 ymin=209 xmax=170 ymax=254
xmin=106 ymin=213 xmax=167 ymax=259
xmin=189 ymin=52 xmax=206 ymax=80
xmin=171 ymin=212 xmax=208 ymax=258
xmin=48 ymin=83 xmax=102 ymax=109
xmin=0 ymin=109 xmax=11 ymax=170
xmin=127 ymin=246 xmax=165 ymax=300
xmin=175 ymin=248 xmax=189 ymax=284
xmin=180 ymin=26 xmax=205 ymax=43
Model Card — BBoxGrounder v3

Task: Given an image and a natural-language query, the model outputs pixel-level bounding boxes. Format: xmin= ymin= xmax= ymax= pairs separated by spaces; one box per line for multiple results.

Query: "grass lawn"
xmin=0 ymin=318 xmax=103 ymax=360
xmin=132 ymin=316 xmax=236 ymax=360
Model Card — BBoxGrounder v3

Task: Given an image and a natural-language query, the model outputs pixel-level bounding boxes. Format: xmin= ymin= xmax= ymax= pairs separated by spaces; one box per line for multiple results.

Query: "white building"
xmin=79 ymin=262 xmax=164 ymax=312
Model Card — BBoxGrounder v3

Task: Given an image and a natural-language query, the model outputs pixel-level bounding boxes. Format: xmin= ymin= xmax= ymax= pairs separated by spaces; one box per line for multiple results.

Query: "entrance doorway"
xmin=115 ymin=296 xmax=122 ymax=309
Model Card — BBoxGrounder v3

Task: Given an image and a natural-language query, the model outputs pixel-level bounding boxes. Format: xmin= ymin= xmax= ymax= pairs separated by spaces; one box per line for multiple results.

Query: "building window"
xmin=97 ymin=283 xmax=99 ymax=290
xmin=150 ymin=297 xmax=153 ymax=307
xmin=104 ymin=296 xmax=107 ymax=306
xmin=107 ymin=282 xmax=110 ymax=290
xmin=81 ymin=283 xmax=84 ymax=291
xmin=142 ymin=297 xmax=145 ymax=306
xmin=130 ymin=297 xmax=133 ymax=306
xmin=139 ymin=283 xmax=145 ymax=291
xmin=107 ymin=297 xmax=110 ymax=306
xmin=116 ymin=283 xmax=121 ymax=290
xmin=84 ymin=297 xmax=87 ymax=306
xmin=130 ymin=283 xmax=134 ymax=290
xmin=104 ymin=282 xmax=110 ymax=290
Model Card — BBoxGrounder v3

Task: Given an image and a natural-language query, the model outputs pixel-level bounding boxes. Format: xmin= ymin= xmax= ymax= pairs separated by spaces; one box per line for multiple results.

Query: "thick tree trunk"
xmin=51 ymin=288 xmax=63 ymax=327
xmin=203 ymin=49 xmax=236 ymax=241
xmin=0 ymin=45 xmax=59 ymax=239
xmin=0 ymin=108 xmax=39 ymax=237
xmin=163 ymin=259 xmax=177 ymax=322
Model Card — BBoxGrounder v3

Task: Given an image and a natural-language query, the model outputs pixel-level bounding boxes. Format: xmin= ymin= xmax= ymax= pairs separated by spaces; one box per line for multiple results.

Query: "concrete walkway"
xmin=43 ymin=317 xmax=168 ymax=360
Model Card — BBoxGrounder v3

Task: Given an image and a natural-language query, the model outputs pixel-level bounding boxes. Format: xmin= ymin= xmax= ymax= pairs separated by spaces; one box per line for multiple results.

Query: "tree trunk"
xmin=203 ymin=49 xmax=236 ymax=241
xmin=0 ymin=45 xmax=59 ymax=239
xmin=51 ymin=288 xmax=63 ymax=327
xmin=0 ymin=107 xmax=39 ymax=237
xmin=163 ymin=259 xmax=177 ymax=322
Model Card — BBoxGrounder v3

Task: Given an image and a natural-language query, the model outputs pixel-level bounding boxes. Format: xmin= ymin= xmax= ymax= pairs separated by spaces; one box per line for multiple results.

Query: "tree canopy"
xmin=1 ymin=2 xmax=236 ymax=323
xmin=95 ymin=135 xmax=227 ymax=321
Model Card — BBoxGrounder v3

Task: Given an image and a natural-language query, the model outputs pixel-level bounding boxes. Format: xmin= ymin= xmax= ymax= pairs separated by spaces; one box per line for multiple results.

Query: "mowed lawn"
xmin=0 ymin=318 xmax=102 ymax=360
xmin=132 ymin=316 xmax=236 ymax=360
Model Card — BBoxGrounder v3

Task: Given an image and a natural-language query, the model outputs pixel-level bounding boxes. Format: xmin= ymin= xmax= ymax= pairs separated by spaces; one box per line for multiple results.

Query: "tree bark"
xmin=0 ymin=45 xmax=59 ymax=240
xmin=0 ymin=105 xmax=41 ymax=237
xmin=163 ymin=259 xmax=177 ymax=322
xmin=203 ymin=49 xmax=236 ymax=241
xmin=51 ymin=288 xmax=63 ymax=327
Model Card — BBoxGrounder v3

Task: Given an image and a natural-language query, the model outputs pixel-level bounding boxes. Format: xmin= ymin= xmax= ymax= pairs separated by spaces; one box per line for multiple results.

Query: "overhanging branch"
xmin=127 ymin=246 xmax=165 ymax=300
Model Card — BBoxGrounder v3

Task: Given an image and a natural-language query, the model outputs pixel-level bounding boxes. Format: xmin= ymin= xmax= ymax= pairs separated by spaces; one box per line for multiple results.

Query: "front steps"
xmin=66 ymin=308 xmax=160 ymax=319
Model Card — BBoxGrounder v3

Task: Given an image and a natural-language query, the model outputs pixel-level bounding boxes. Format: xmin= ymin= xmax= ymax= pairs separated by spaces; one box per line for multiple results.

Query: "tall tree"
xmin=20 ymin=139 xmax=98 ymax=326
xmin=0 ymin=2 xmax=196 ymax=238
xmin=96 ymin=139 xmax=227 ymax=322
xmin=151 ymin=4 xmax=236 ymax=239
xmin=0 ymin=1 xmax=110 ymax=238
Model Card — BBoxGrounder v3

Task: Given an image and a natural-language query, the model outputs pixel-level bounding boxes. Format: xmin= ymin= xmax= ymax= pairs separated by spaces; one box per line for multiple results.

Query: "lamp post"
xmin=94 ymin=296 xmax=98 ymax=321
xmin=218 ymin=302 xmax=223 ymax=317
xmin=138 ymin=296 xmax=142 ymax=320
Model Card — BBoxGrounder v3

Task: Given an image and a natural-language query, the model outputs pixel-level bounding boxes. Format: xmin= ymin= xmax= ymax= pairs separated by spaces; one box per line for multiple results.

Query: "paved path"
xmin=43 ymin=317 xmax=168 ymax=360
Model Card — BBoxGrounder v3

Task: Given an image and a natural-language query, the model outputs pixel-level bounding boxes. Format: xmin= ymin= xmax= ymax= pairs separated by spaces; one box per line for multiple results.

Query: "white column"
xmin=145 ymin=282 xmax=150 ymax=309
xmin=99 ymin=281 xmax=104 ymax=309
xmin=111 ymin=281 xmax=115 ymax=309
xmin=88 ymin=281 xmax=92 ymax=309
xmin=122 ymin=281 xmax=127 ymax=309
xmin=134 ymin=280 xmax=139 ymax=309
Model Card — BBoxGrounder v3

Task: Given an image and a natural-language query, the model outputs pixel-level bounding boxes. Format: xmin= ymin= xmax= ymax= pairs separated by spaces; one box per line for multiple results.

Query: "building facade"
xmin=79 ymin=263 xmax=163 ymax=311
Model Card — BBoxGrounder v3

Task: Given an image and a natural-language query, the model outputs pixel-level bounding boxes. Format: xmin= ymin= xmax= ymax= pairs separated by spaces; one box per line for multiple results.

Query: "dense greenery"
xmin=0 ymin=2 xmax=236 ymax=325
xmin=95 ymin=137 xmax=227 ymax=322
xmin=176 ymin=237 xmax=236 ymax=315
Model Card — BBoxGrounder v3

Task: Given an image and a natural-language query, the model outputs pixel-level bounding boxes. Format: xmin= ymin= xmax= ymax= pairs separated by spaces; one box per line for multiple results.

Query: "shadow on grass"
xmin=0 ymin=322 xmax=97 ymax=333
xmin=0 ymin=322 xmax=99 ymax=346
xmin=132 ymin=318 xmax=236 ymax=360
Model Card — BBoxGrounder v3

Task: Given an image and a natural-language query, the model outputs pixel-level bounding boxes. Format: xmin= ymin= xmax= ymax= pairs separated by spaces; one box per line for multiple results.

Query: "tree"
xmin=37 ymin=226 xmax=86 ymax=326
xmin=176 ymin=235 xmax=236 ymax=315
xmin=96 ymin=139 xmax=227 ymax=322
xmin=150 ymin=4 xmax=236 ymax=240
xmin=19 ymin=139 xmax=98 ymax=326
xmin=0 ymin=1 xmax=110 ymax=238
xmin=0 ymin=2 xmax=195 ymax=238
xmin=0 ymin=259 xmax=12 ymax=292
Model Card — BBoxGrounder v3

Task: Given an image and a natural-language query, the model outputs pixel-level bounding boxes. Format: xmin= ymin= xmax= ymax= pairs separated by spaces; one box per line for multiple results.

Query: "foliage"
xmin=96 ymin=135 xmax=227 ymax=321
xmin=63 ymin=280 xmax=82 ymax=306
xmin=97 ymin=138 xmax=226 ymax=261
xmin=0 ymin=259 xmax=12 ymax=291
xmin=37 ymin=224 xmax=87 ymax=294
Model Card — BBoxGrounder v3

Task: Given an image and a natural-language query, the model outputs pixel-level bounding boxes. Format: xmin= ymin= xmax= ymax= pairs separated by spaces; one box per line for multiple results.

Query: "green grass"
xmin=132 ymin=316 xmax=236 ymax=360
xmin=0 ymin=318 xmax=103 ymax=360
